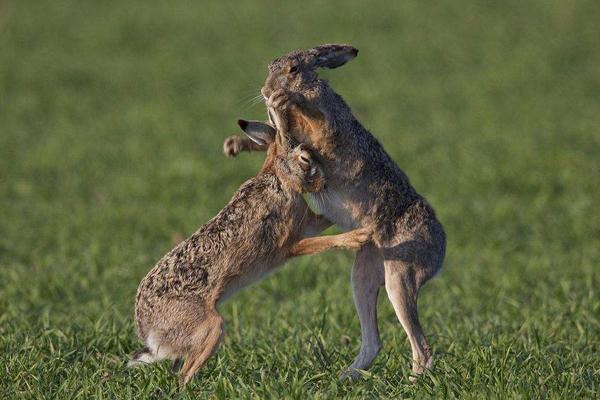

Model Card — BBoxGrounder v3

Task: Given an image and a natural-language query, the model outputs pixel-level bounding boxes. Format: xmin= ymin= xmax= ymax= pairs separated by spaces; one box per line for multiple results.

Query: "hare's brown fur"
xmin=224 ymin=44 xmax=446 ymax=380
xmin=132 ymin=120 xmax=370 ymax=385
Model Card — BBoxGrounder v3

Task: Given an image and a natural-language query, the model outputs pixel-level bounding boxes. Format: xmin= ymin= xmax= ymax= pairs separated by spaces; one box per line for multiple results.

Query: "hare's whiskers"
xmin=251 ymin=94 xmax=265 ymax=104
xmin=235 ymin=88 xmax=263 ymax=105
xmin=316 ymin=192 xmax=326 ymax=214
xmin=238 ymin=93 xmax=266 ymax=112
xmin=321 ymin=190 xmax=332 ymax=207
xmin=235 ymin=92 xmax=260 ymax=106
xmin=298 ymin=203 xmax=309 ymax=230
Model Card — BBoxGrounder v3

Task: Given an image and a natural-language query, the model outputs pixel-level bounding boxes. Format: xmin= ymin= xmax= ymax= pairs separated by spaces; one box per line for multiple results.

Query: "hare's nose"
xmin=261 ymin=87 xmax=269 ymax=101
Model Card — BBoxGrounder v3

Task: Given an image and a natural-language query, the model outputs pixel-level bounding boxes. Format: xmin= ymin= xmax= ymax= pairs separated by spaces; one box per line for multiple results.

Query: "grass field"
xmin=1 ymin=0 xmax=599 ymax=398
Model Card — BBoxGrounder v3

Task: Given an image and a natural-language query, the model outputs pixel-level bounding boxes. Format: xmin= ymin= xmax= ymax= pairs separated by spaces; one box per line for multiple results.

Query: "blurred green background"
xmin=0 ymin=0 xmax=598 ymax=398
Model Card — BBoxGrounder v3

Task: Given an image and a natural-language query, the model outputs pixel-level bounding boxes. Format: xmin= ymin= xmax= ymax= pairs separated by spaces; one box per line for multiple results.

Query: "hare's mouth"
xmin=304 ymin=173 xmax=325 ymax=193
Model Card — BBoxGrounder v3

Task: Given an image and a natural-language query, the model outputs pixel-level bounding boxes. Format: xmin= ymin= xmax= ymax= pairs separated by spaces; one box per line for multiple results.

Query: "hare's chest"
xmin=310 ymin=187 xmax=357 ymax=230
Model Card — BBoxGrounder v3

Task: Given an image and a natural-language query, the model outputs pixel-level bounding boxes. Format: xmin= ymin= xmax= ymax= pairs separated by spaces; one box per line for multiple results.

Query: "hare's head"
xmin=285 ymin=144 xmax=325 ymax=193
xmin=238 ymin=120 xmax=325 ymax=193
xmin=261 ymin=44 xmax=358 ymax=100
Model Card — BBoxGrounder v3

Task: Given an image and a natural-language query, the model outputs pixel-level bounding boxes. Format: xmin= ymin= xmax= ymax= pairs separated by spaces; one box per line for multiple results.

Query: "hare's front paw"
xmin=267 ymin=89 xmax=292 ymax=112
xmin=343 ymin=228 xmax=372 ymax=249
xmin=223 ymin=135 xmax=243 ymax=157
xmin=267 ymin=89 xmax=305 ymax=113
xmin=353 ymin=228 xmax=373 ymax=246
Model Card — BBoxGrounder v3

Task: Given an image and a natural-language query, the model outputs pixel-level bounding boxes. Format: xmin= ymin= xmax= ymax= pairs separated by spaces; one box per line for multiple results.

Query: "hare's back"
xmin=137 ymin=174 xmax=287 ymax=298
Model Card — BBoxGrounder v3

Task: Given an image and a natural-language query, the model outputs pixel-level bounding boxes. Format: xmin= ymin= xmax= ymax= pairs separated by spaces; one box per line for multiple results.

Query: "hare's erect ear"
xmin=238 ymin=119 xmax=276 ymax=145
xmin=309 ymin=44 xmax=358 ymax=69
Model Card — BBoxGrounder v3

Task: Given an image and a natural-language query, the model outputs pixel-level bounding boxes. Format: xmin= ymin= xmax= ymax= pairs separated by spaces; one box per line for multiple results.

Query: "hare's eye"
xmin=289 ymin=65 xmax=299 ymax=74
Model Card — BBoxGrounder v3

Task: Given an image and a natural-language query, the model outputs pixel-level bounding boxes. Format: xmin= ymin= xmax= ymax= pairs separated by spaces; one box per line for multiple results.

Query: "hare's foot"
xmin=339 ymin=348 xmax=381 ymax=381
xmin=339 ymin=368 xmax=363 ymax=382
xmin=408 ymin=353 xmax=433 ymax=382
xmin=339 ymin=333 xmax=381 ymax=382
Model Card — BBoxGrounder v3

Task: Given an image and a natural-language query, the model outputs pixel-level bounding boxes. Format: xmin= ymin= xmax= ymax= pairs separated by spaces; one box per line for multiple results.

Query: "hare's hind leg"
xmin=383 ymin=260 xmax=431 ymax=381
xmin=180 ymin=311 xmax=224 ymax=386
xmin=382 ymin=238 xmax=443 ymax=381
xmin=341 ymin=244 xmax=385 ymax=381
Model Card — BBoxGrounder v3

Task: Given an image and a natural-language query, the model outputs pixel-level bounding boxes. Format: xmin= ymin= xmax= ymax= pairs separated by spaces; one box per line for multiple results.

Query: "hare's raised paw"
xmin=267 ymin=89 xmax=306 ymax=113
xmin=267 ymin=89 xmax=291 ymax=112
xmin=223 ymin=135 xmax=244 ymax=157
xmin=340 ymin=227 xmax=372 ymax=249
xmin=351 ymin=227 xmax=372 ymax=246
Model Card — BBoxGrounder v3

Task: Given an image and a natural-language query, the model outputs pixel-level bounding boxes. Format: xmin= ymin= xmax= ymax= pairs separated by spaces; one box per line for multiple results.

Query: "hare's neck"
xmin=312 ymin=86 xmax=361 ymax=144
xmin=259 ymin=145 xmax=277 ymax=173
xmin=274 ymin=171 xmax=303 ymax=195
xmin=316 ymin=83 xmax=354 ymax=117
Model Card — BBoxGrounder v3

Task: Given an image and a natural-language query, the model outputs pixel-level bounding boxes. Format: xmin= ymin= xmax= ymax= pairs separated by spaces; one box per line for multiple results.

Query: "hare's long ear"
xmin=308 ymin=44 xmax=358 ymax=69
xmin=238 ymin=119 xmax=276 ymax=145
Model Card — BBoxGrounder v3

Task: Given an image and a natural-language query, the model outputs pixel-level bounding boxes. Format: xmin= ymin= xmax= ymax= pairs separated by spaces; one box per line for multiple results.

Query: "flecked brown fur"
xmin=131 ymin=116 xmax=371 ymax=385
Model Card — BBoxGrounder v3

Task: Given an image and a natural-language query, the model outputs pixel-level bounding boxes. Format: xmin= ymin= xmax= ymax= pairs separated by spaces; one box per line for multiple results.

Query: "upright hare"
xmin=131 ymin=120 xmax=370 ymax=385
xmin=224 ymin=45 xmax=446 ymax=381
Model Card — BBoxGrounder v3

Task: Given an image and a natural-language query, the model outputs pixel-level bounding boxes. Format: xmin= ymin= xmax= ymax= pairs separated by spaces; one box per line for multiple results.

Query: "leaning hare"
xmin=224 ymin=45 xmax=446 ymax=381
xmin=130 ymin=119 xmax=370 ymax=385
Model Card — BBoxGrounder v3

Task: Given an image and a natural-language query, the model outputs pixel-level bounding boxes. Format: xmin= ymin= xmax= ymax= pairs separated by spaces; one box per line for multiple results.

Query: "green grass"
xmin=1 ymin=0 xmax=599 ymax=398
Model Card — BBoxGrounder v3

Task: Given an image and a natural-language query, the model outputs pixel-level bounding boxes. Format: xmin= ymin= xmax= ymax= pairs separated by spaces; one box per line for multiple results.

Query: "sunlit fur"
xmin=228 ymin=44 xmax=446 ymax=381
xmin=131 ymin=115 xmax=370 ymax=385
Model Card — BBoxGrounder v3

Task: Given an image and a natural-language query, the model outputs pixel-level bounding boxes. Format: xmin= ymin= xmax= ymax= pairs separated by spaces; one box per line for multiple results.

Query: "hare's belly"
xmin=218 ymin=260 xmax=280 ymax=304
xmin=310 ymin=187 xmax=358 ymax=230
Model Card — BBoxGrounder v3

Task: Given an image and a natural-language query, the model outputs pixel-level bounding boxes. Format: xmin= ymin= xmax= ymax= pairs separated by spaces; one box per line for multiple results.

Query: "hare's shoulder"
xmin=201 ymin=173 xmax=284 ymax=234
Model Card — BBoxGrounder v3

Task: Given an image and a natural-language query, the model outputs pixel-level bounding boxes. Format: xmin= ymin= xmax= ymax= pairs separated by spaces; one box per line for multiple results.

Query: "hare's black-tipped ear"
xmin=309 ymin=44 xmax=358 ymax=69
xmin=238 ymin=119 xmax=276 ymax=146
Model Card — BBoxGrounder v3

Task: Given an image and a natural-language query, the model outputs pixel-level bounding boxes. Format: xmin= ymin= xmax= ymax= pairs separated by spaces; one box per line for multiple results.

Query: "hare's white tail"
xmin=127 ymin=346 xmax=155 ymax=367
xmin=127 ymin=331 xmax=176 ymax=367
